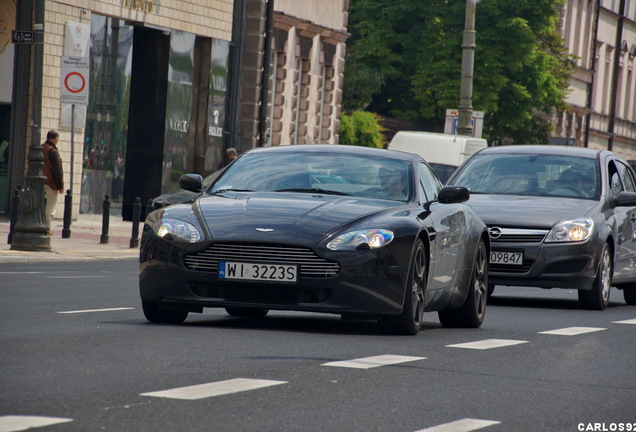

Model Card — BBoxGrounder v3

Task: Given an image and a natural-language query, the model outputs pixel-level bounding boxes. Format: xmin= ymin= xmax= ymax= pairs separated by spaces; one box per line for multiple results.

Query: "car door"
xmin=418 ymin=162 xmax=466 ymax=291
xmin=612 ymin=160 xmax=636 ymax=278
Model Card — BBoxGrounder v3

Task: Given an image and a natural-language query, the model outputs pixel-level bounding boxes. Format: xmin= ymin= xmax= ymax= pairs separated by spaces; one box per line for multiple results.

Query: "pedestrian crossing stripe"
xmin=322 ymin=354 xmax=426 ymax=369
xmin=446 ymin=339 xmax=528 ymax=350
xmin=140 ymin=378 xmax=287 ymax=400
xmin=538 ymin=326 xmax=606 ymax=336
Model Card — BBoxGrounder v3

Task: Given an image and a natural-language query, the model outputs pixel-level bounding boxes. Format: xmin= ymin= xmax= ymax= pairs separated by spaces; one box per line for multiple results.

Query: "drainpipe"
xmin=258 ymin=0 xmax=274 ymax=147
xmin=584 ymin=0 xmax=601 ymax=148
xmin=226 ymin=0 xmax=245 ymax=151
xmin=607 ymin=0 xmax=626 ymax=151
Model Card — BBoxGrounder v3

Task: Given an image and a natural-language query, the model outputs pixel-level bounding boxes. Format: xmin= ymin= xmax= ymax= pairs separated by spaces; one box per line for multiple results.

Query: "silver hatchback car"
xmin=447 ymin=145 xmax=636 ymax=309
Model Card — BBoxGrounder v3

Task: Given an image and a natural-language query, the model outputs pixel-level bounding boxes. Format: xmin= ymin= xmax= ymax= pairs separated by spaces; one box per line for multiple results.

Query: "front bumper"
xmin=489 ymin=238 xmax=599 ymax=290
xmin=139 ymin=232 xmax=410 ymax=316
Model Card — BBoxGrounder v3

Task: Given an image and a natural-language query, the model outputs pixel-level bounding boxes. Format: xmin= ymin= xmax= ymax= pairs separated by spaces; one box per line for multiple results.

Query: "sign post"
xmin=60 ymin=56 xmax=90 ymax=238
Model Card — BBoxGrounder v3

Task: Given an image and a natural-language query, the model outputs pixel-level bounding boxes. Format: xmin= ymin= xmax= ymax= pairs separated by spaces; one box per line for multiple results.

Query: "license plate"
xmin=490 ymin=251 xmax=524 ymax=265
xmin=218 ymin=261 xmax=298 ymax=282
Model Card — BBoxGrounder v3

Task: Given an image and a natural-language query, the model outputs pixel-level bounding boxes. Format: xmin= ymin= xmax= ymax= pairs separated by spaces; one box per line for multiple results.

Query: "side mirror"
xmin=179 ymin=174 xmax=203 ymax=193
xmin=437 ymin=186 xmax=470 ymax=204
xmin=612 ymin=191 xmax=636 ymax=208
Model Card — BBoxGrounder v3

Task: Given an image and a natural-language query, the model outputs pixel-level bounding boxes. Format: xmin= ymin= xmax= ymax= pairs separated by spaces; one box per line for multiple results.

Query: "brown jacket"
xmin=42 ymin=140 xmax=64 ymax=190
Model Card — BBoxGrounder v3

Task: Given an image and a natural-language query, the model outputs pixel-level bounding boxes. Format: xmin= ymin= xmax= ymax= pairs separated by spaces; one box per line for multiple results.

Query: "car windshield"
xmin=449 ymin=152 xmax=601 ymax=200
xmin=208 ymin=151 xmax=413 ymax=202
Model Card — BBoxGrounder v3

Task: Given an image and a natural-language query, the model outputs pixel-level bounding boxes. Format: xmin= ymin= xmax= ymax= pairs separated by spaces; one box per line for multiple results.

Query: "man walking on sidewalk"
xmin=42 ymin=129 xmax=64 ymax=235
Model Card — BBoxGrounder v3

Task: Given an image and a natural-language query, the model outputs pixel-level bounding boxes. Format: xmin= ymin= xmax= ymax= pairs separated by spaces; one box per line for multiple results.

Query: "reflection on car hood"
xmin=465 ymin=194 xmax=597 ymax=228
xmin=196 ymin=192 xmax=397 ymax=243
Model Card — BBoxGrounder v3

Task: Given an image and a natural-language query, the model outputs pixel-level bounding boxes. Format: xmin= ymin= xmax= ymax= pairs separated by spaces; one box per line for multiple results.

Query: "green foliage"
xmin=339 ymin=111 xmax=386 ymax=148
xmin=343 ymin=0 xmax=575 ymax=144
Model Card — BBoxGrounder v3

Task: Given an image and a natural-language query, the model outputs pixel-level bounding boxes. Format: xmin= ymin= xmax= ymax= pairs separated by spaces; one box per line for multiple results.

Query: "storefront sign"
xmin=124 ymin=0 xmax=154 ymax=13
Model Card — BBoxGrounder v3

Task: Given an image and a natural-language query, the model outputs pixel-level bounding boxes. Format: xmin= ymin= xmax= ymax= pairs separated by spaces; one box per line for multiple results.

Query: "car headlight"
xmin=327 ymin=229 xmax=394 ymax=251
xmin=545 ymin=218 xmax=594 ymax=243
xmin=152 ymin=218 xmax=202 ymax=243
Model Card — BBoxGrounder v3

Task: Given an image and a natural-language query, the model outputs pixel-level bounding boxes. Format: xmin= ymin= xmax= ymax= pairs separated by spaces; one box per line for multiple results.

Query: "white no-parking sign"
xmin=60 ymin=56 xmax=89 ymax=105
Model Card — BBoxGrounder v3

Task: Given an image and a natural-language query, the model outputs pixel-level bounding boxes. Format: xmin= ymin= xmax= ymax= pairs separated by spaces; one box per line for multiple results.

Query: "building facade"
xmin=556 ymin=0 xmax=636 ymax=158
xmin=1 ymin=0 xmax=349 ymax=220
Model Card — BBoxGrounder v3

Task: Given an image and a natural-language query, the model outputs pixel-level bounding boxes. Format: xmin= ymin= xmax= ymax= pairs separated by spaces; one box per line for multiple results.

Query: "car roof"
xmin=474 ymin=145 xmax=609 ymax=160
xmin=243 ymin=144 xmax=421 ymax=163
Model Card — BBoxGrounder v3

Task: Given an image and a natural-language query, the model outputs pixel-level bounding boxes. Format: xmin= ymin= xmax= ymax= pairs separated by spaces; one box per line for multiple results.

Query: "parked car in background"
xmin=447 ymin=145 xmax=636 ymax=309
xmin=140 ymin=145 xmax=490 ymax=335
xmin=151 ymin=169 xmax=224 ymax=210
xmin=388 ymin=131 xmax=487 ymax=183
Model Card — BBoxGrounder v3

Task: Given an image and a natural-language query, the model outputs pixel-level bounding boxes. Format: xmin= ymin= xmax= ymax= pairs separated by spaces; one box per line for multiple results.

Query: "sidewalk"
xmin=0 ymin=213 xmax=142 ymax=264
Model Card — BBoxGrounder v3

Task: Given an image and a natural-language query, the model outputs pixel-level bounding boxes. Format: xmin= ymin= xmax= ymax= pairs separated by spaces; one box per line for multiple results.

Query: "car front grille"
xmin=488 ymin=227 xmax=548 ymax=243
xmin=490 ymin=262 xmax=534 ymax=273
xmin=184 ymin=244 xmax=340 ymax=278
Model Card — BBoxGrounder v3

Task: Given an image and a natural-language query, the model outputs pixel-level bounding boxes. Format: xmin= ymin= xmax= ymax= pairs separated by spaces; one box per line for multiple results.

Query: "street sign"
xmin=60 ymin=56 xmax=90 ymax=105
xmin=444 ymin=109 xmax=485 ymax=138
xmin=12 ymin=30 xmax=34 ymax=44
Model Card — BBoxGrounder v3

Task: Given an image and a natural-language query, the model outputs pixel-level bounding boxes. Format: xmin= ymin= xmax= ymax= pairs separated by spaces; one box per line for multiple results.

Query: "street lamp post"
xmin=457 ymin=0 xmax=477 ymax=137
xmin=10 ymin=0 xmax=51 ymax=252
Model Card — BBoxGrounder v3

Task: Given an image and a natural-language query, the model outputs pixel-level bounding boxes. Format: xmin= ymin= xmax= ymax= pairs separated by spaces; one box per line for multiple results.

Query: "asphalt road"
xmin=1 ymin=259 xmax=635 ymax=432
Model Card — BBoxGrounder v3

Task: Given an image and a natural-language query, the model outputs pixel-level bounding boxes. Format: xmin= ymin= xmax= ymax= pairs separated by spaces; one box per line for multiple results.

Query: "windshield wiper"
xmin=213 ymin=188 xmax=254 ymax=194
xmin=274 ymin=188 xmax=350 ymax=196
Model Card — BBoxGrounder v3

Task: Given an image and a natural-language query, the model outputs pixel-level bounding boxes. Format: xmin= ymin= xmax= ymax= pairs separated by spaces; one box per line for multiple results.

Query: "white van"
xmin=388 ymin=131 xmax=488 ymax=183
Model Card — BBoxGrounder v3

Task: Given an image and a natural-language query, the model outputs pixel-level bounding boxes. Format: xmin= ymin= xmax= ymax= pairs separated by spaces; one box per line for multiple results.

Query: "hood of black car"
xmin=196 ymin=192 xmax=396 ymax=244
xmin=464 ymin=194 xmax=598 ymax=228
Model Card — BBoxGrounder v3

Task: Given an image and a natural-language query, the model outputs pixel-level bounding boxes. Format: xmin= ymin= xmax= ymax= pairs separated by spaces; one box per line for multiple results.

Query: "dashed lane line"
xmin=140 ymin=378 xmax=287 ymax=400
xmin=614 ymin=318 xmax=636 ymax=325
xmin=413 ymin=418 xmax=501 ymax=432
xmin=538 ymin=326 xmax=607 ymax=336
xmin=446 ymin=339 xmax=528 ymax=350
xmin=322 ymin=354 xmax=426 ymax=369
xmin=57 ymin=307 xmax=134 ymax=314
xmin=0 ymin=415 xmax=72 ymax=432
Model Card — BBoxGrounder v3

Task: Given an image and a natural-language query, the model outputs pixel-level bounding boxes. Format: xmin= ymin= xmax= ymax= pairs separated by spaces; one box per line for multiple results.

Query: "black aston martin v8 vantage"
xmin=139 ymin=145 xmax=490 ymax=335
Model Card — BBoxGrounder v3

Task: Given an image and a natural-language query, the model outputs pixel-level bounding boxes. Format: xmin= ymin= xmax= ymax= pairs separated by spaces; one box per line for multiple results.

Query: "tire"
xmin=379 ymin=239 xmax=427 ymax=335
xmin=142 ymin=301 xmax=188 ymax=323
xmin=438 ymin=239 xmax=488 ymax=328
xmin=578 ymin=243 xmax=612 ymax=310
xmin=624 ymin=286 xmax=636 ymax=305
xmin=225 ymin=307 xmax=269 ymax=318
xmin=487 ymin=284 xmax=495 ymax=297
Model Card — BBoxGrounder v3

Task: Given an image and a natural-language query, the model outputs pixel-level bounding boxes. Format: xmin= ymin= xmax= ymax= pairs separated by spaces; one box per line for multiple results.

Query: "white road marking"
xmin=446 ymin=339 xmax=528 ymax=350
xmin=413 ymin=418 xmax=501 ymax=432
xmin=614 ymin=318 xmax=636 ymax=325
xmin=322 ymin=354 xmax=426 ymax=369
xmin=45 ymin=276 xmax=111 ymax=279
xmin=57 ymin=307 xmax=134 ymax=314
xmin=0 ymin=415 xmax=72 ymax=432
xmin=538 ymin=326 xmax=606 ymax=336
xmin=140 ymin=378 xmax=287 ymax=400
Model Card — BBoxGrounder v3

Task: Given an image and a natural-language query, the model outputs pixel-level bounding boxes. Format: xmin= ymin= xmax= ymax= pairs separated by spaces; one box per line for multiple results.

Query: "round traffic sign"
xmin=64 ymin=72 xmax=86 ymax=94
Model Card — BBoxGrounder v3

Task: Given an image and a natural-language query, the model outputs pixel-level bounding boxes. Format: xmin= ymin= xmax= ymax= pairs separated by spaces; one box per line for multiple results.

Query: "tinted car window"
xmin=418 ymin=162 xmax=442 ymax=201
xmin=616 ymin=161 xmax=636 ymax=192
xmin=450 ymin=153 xmax=600 ymax=200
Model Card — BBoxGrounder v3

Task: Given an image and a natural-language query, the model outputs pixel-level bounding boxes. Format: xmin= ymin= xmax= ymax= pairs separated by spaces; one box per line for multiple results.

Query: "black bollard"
xmin=61 ymin=189 xmax=72 ymax=238
xmin=7 ymin=187 xmax=21 ymax=244
xmin=100 ymin=195 xmax=110 ymax=244
xmin=130 ymin=197 xmax=141 ymax=248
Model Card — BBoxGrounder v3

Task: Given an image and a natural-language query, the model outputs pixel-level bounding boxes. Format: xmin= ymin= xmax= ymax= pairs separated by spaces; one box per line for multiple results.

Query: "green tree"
xmin=343 ymin=0 xmax=574 ymax=144
xmin=339 ymin=111 xmax=386 ymax=148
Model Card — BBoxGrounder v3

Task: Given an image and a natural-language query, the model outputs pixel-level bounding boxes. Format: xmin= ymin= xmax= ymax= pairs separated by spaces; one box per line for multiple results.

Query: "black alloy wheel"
xmin=438 ymin=238 xmax=488 ymax=328
xmin=379 ymin=239 xmax=427 ymax=335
